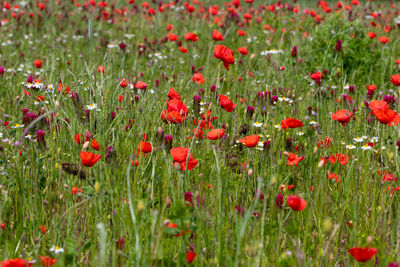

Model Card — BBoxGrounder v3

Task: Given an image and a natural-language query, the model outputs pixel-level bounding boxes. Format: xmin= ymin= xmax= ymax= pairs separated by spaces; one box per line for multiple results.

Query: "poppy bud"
xmin=275 ymin=193 xmax=284 ymax=208
xmin=119 ymin=42 xmax=126 ymax=50
xmin=184 ymin=192 xmax=193 ymax=204
xmin=263 ymin=140 xmax=271 ymax=152
xmin=36 ymin=130 xmax=46 ymax=149
xmin=246 ymin=105 xmax=254 ymax=120
xmin=334 ymin=39 xmax=342 ymax=53
xmin=348 ymin=85 xmax=355 ymax=93
xmin=116 ymin=237 xmax=125 ymax=250
xmin=193 ymin=95 xmax=201 ymax=117
xmin=291 ymin=46 xmax=297 ymax=57
xmin=62 ymin=162 xmax=88 ymax=179
xmin=27 ymin=75 xmax=33 ymax=83
xmin=210 ymin=84 xmax=217 ymax=93
xmin=164 ymin=134 xmax=173 ymax=151
xmin=286 ymin=138 xmax=293 ymax=150
xmin=0 ymin=66 xmax=4 ymax=75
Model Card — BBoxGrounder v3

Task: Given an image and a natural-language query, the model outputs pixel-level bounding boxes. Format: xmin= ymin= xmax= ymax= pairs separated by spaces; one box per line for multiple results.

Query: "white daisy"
xmin=370 ymin=137 xmax=378 ymax=143
xmin=346 ymin=144 xmax=356 ymax=149
xmin=309 ymin=121 xmax=318 ymax=125
xmin=274 ymin=124 xmax=281 ymax=129
xmin=253 ymin=122 xmax=263 ymax=128
xmin=11 ymin=123 xmax=24 ymax=129
xmin=353 ymin=137 xmax=364 ymax=143
xmin=297 ymin=132 xmax=304 ymax=136
xmin=85 ymin=103 xmax=98 ymax=110
xmin=361 ymin=144 xmax=372 ymax=151
xmin=50 ymin=245 xmax=64 ymax=254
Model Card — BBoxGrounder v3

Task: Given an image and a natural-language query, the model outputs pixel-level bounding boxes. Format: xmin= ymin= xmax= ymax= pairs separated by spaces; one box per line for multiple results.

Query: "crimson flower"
xmin=281 ymin=117 xmax=303 ymax=129
xmin=214 ymin=45 xmax=235 ymax=70
xmin=348 ymin=247 xmax=377 ymax=262
xmin=80 ymin=151 xmax=101 ymax=167
xmin=287 ymin=195 xmax=307 ymax=211
xmin=219 ymin=95 xmax=236 ymax=112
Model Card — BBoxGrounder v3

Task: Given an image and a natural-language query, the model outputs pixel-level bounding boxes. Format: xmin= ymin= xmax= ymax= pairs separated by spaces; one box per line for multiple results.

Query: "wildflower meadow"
xmin=1 ymin=0 xmax=400 ymax=266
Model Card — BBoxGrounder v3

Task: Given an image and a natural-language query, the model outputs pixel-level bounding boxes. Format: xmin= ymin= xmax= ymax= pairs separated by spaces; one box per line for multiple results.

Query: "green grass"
xmin=0 ymin=0 xmax=400 ymax=266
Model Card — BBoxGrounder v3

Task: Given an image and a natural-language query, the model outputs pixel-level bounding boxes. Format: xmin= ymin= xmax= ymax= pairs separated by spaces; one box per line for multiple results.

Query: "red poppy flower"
xmin=168 ymin=87 xmax=181 ymax=100
xmin=170 ymin=147 xmax=191 ymax=162
xmin=91 ymin=139 xmax=100 ymax=151
xmin=219 ymin=95 xmax=236 ymax=112
xmin=237 ymin=47 xmax=248 ymax=56
xmin=237 ymin=30 xmax=246 ymax=36
xmin=366 ymin=84 xmax=377 ymax=92
xmin=134 ymin=81 xmax=147 ymax=90
xmin=287 ymin=153 xmax=304 ymax=166
xmin=177 ymin=158 xmax=198 ymax=171
xmin=371 ymin=108 xmax=400 ymax=126
xmin=310 ymin=72 xmax=323 ymax=81
xmin=368 ymin=100 xmax=389 ymax=111
xmin=40 ymin=256 xmax=57 ymax=267
xmin=206 ymin=128 xmax=225 ymax=140
xmin=348 ymin=247 xmax=377 ymax=262
xmin=167 ymin=99 xmax=189 ymax=115
xmin=186 ymin=250 xmax=197 ymax=263
xmin=214 ymin=45 xmax=235 ymax=70
xmin=332 ymin=110 xmax=354 ymax=125
xmin=378 ymin=36 xmax=389 ymax=44
xmin=184 ymin=32 xmax=198 ymax=42
xmin=120 ymin=79 xmax=128 ymax=88
xmin=317 ymin=137 xmax=333 ymax=148
xmin=170 ymin=147 xmax=198 ymax=171
xmin=80 ymin=151 xmax=101 ymax=167
xmin=239 ymin=135 xmax=260 ymax=147
xmin=1 ymin=259 xmax=32 ymax=267
xmin=192 ymin=73 xmax=205 ymax=85
xmin=179 ymin=46 xmax=188 ymax=53
xmin=287 ymin=195 xmax=307 ymax=211
xmin=137 ymin=141 xmax=154 ymax=154
xmin=73 ymin=134 xmax=87 ymax=144
xmin=327 ymin=173 xmax=342 ymax=183
xmin=368 ymin=32 xmax=376 ymax=39
xmin=391 ymin=74 xmax=400 ymax=86
xmin=161 ymin=110 xmax=185 ymax=124
xmin=329 ymin=153 xmax=349 ymax=165
xmin=212 ymin=29 xmax=224 ymax=41
xmin=187 ymin=128 xmax=204 ymax=140
xmin=33 ymin=59 xmax=42 ymax=68
xmin=97 ymin=65 xmax=105 ymax=73
xmin=281 ymin=117 xmax=303 ymax=129
xmin=168 ymin=32 xmax=178 ymax=42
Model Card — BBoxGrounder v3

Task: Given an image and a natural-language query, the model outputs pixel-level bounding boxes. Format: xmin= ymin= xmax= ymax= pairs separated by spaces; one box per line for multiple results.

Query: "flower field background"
xmin=0 ymin=0 xmax=400 ymax=266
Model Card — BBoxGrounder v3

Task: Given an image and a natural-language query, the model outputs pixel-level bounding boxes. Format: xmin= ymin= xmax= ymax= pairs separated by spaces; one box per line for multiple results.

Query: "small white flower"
xmin=309 ymin=121 xmax=318 ymax=125
xmin=361 ymin=136 xmax=368 ymax=140
xmin=11 ymin=124 xmax=24 ymax=129
xmin=297 ymin=131 xmax=304 ymax=136
xmin=85 ymin=103 xmax=98 ymax=110
xmin=370 ymin=137 xmax=378 ymax=143
xmin=107 ymin=43 xmax=118 ymax=48
xmin=353 ymin=137 xmax=364 ymax=143
xmin=274 ymin=124 xmax=281 ymax=129
xmin=50 ymin=245 xmax=64 ymax=254
xmin=346 ymin=144 xmax=356 ymax=149
xmin=260 ymin=49 xmax=283 ymax=56
xmin=253 ymin=122 xmax=263 ymax=128
xmin=361 ymin=144 xmax=372 ymax=151
xmin=381 ymin=146 xmax=386 ymax=150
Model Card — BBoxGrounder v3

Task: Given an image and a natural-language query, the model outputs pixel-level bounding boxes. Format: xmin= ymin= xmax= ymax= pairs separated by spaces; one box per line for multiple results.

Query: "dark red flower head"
xmin=214 ymin=45 xmax=235 ymax=70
